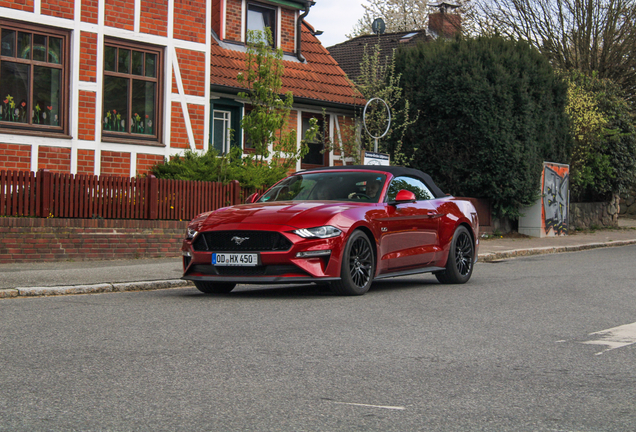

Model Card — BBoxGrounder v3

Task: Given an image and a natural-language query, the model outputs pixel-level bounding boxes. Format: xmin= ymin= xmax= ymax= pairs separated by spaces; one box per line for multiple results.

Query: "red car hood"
xmin=198 ymin=201 xmax=366 ymax=230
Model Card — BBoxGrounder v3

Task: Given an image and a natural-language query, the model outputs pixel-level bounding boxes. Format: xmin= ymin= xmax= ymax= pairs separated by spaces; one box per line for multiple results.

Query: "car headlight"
xmin=186 ymin=227 xmax=198 ymax=239
xmin=293 ymin=226 xmax=342 ymax=239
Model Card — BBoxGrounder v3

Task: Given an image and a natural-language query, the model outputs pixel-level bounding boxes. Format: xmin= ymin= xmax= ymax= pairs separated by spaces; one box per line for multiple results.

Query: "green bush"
xmin=149 ymin=147 xmax=292 ymax=189
xmin=563 ymin=70 xmax=636 ymax=202
xmin=390 ymin=35 xmax=570 ymax=218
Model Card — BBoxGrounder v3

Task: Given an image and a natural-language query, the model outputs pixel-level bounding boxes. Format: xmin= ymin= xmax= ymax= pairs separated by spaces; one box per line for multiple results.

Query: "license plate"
xmin=212 ymin=253 xmax=259 ymax=266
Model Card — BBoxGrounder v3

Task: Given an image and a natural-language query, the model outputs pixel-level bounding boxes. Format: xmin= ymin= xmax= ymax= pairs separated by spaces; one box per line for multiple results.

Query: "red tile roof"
xmin=210 ymin=22 xmax=363 ymax=108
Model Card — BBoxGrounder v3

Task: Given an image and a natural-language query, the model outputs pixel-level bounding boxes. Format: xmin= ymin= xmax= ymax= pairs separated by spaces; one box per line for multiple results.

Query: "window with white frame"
xmin=246 ymin=2 xmax=277 ymax=45
xmin=212 ymin=110 xmax=231 ymax=154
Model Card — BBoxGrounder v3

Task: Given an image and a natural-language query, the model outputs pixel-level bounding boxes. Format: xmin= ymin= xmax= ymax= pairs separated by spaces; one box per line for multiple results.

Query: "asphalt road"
xmin=1 ymin=246 xmax=636 ymax=431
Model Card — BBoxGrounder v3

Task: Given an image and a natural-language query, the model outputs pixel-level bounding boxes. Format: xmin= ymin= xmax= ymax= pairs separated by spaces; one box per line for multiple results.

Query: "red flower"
xmin=145 ymin=114 xmax=149 ymax=118
xmin=113 ymin=109 xmax=117 ymax=114
xmin=3 ymin=99 xmax=7 ymax=104
xmin=47 ymin=106 xmax=52 ymax=110
xmin=21 ymin=101 xmax=26 ymax=107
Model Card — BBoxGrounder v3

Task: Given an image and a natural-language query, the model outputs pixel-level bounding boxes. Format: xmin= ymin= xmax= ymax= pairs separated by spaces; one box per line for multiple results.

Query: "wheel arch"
xmin=438 ymin=220 xmax=475 ymax=268
xmin=459 ymin=221 xmax=476 ymax=246
xmin=350 ymin=224 xmax=377 ymax=269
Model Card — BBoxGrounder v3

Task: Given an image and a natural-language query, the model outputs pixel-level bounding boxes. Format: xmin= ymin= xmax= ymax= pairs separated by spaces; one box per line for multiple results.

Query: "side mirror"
xmin=389 ymin=190 xmax=416 ymax=205
xmin=245 ymin=192 xmax=259 ymax=204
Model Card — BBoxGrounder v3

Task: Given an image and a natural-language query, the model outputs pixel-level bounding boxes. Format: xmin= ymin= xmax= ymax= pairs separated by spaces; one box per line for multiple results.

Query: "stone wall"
xmin=569 ymin=193 xmax=620 ymax=230
xmin=620 ymin=191 xmax=636 ymax=216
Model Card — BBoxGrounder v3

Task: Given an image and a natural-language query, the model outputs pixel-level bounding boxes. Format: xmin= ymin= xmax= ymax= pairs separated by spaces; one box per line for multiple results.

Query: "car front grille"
xmin=192 ymin=231 xmax=292 ymax=252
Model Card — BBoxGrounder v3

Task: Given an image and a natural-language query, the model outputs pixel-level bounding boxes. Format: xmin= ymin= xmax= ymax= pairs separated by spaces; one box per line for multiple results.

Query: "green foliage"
xmin=390 ymin=35 xmax=570 ymax=218
xmin=150 ymin=147 xmax=296 ymax=189
xmin=237 ymin=29 xmax=311 ymax=164
xmin=150 ymin=28 xmax=318 ymax=189
xmin=357 ymin=42 xmax=419 ymax=165
xmin=332 ymin=41 xmax=418 ymax=165
xmin=562 ymin=70 xmax=636 ymax=202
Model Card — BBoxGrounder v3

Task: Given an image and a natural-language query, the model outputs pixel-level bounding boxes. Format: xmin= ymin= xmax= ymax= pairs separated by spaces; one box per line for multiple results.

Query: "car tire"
xmin=435 ymin=225 xmax=474 ymax=284
xmin=330 ymin=230 xmax=375 ymax=296
xmin=193 ymin=281 xmax=236 ymax=294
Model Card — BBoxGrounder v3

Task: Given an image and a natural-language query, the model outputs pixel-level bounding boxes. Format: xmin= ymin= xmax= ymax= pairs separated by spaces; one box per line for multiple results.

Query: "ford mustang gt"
xmin=181 ymin=166 xmax=479 ymax=296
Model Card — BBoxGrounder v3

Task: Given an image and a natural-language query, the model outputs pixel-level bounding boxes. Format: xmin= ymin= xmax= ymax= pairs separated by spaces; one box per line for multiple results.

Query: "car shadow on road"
xmin=369 ymin=277 xmax=440 ymax=292
xmin=179 ymin=276 xmax=441 ymax=299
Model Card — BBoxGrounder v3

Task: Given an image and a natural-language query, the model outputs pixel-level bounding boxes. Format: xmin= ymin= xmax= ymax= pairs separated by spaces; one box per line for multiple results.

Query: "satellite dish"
xmin=372 ymin=18 xmax=386 ymax=35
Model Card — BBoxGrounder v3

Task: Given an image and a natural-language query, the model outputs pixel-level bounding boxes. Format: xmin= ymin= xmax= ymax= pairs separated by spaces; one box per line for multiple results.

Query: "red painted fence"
xmin=0 ymin=170 xmax=263 ymax=221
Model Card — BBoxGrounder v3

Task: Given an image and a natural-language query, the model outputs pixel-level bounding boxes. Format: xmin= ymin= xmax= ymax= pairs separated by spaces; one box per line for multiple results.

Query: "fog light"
xmin=296 ymin=250 xmax=331 ymax=258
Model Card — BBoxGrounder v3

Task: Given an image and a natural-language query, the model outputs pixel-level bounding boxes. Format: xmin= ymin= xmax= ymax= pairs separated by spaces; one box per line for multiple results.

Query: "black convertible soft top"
xmin=301 ymin=165 xmax=446 ymax=199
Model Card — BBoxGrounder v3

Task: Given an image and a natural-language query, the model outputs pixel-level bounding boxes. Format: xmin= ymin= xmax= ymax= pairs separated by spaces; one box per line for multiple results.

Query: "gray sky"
xmin=309 ymin=0 xmax=365 ymax=47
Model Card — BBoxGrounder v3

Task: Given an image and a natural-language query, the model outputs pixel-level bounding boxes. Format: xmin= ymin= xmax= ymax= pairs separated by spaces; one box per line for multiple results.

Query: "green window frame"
xmin=301 ymin=112 xmax=329 ymax=169
xmin=210 ymin=98 xmax=243 ymax=154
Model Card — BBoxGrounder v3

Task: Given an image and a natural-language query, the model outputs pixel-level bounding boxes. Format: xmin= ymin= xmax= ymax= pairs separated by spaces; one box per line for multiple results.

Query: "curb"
xmin=0 ymin=279 xmax=193 ymax=299
xmin=479 ymin=239 xmax=636 ymax=262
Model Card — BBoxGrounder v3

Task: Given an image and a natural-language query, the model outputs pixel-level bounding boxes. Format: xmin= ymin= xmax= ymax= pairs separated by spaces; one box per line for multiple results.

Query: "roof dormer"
xmin=213 ymin=0 xmax=311 ymax=54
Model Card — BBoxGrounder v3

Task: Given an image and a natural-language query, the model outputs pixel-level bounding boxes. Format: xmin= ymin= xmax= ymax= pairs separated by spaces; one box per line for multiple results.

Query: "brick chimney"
xmin=428 ymin=2 xmax=461 ymax=38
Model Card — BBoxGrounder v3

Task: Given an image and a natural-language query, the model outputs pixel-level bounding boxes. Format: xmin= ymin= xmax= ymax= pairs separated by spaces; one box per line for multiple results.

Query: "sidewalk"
xmin=2 ymin=220 xmax=636 ymax=298
xmin=479 ymin=218 xmax=636 ymax=260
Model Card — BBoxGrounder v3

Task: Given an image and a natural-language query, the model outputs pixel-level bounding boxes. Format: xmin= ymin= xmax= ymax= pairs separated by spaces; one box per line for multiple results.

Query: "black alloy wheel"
xmin=435 ymin=225 xmax=474 ymax=284
xmin=330 ymin=230 xmax=375 ymax=296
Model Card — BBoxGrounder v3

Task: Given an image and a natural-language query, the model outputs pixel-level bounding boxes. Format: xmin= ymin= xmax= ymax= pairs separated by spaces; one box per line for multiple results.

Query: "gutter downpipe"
xmin=296 ymin=1 xmax=313 ymax=62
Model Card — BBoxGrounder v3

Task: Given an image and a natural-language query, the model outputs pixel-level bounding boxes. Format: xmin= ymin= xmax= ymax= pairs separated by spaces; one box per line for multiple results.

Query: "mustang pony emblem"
xmin=231 ymin=236 xmax=249 ymax=245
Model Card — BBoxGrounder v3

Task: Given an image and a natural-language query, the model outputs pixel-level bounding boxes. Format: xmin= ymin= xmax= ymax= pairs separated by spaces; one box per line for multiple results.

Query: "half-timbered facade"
xmin=0 ymin=0 xmax=359 ymax=175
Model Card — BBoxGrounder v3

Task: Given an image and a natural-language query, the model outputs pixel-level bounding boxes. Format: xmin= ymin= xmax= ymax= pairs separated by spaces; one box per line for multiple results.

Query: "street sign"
xmin=363 ymin=150 xmax=390 ymax=166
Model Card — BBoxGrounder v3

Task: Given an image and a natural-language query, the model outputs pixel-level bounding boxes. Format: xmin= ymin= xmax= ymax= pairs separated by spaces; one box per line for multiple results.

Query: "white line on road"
xmin=582 ymin=322 xmax=636 ymax=355
xmin=331 ymin=401 xmax=406 ymax=410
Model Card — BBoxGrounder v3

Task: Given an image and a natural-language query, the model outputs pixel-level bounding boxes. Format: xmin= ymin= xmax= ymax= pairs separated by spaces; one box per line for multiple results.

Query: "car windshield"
xmin=258 ymin=172 xmax=388 ymax=203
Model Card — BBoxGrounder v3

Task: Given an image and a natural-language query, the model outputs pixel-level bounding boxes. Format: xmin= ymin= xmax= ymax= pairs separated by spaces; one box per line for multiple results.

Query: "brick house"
xmin=0 ymin=0 xmax=360 ymax=176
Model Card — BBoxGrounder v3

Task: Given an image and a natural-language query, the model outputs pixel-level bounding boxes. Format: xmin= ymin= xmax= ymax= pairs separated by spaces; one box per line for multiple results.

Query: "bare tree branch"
xmin=474 ymin=0 xmax=636 ymax=99
xmin=347 ymin=0 xmax=473 ymax=38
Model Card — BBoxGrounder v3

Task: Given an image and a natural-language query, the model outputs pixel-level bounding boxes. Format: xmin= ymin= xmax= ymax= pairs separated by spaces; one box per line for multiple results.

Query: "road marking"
xmin=330 ymin=401 xmax=405 ymax=410
xmin=582 ymin=322 xmax=636 ymax=355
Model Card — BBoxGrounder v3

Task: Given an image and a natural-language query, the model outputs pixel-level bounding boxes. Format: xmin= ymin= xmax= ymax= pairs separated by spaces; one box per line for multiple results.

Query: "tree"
xmin=348 ymin=0 xmax=431 ymax=38
xmin=474 ymin=0 xmax=636 ymax=100
xmin=348 ymin=0 xmax=473 ymax=38
xmin=150 ymin=29 xmax=317 ymax=189
xmin=390 ymin=35 xmax=570 ymax=218
xmin=354 ymin=42 xmax=418 ymax=166
xmin=563 ymin=70 xmax=636 ymax=201
xmin=322 ymin=41 xmax=418 ymax=165
xmin=238 ymin=29 xmax=311 ymax=166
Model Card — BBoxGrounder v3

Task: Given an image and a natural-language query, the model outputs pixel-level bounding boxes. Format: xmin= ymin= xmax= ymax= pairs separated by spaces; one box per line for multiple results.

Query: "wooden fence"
xmin=0 ymin=170 xmax=263 ymax=220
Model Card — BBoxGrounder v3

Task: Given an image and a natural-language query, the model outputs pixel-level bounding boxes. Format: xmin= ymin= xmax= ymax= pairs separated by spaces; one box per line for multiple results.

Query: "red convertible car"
xmin=182 ymin=166 xmax=479 ymax=296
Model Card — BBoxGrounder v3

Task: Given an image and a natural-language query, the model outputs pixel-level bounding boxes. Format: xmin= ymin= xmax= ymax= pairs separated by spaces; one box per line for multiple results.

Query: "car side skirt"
xmin=374 ymin=266 xmax=446 ymax=280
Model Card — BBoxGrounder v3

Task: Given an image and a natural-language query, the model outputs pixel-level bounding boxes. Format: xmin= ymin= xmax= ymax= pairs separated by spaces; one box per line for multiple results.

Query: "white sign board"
xmin=363 ymin=151 xmax=390 ymax=166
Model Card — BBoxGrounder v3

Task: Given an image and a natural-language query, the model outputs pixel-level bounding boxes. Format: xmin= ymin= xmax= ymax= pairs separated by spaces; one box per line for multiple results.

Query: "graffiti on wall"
xmin=542 ymin=163 xmax=569 ymax=235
